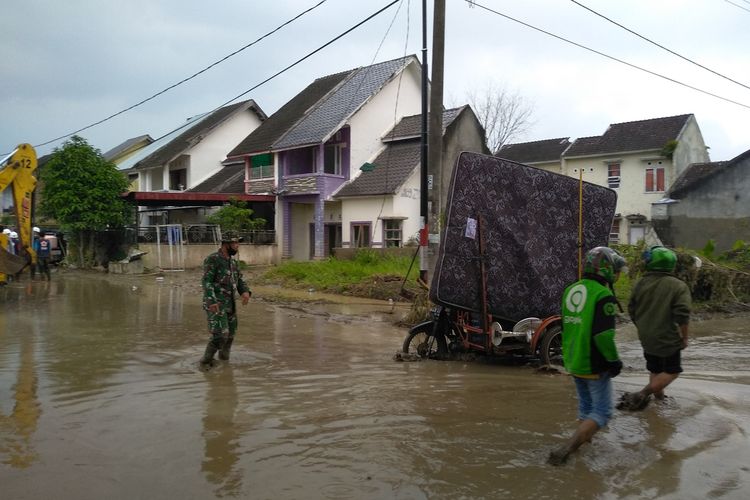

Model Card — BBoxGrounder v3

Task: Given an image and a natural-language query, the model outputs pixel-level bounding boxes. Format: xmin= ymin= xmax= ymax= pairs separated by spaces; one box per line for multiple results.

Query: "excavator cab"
xmin=0 ymin=144 xmax=38 ymax=279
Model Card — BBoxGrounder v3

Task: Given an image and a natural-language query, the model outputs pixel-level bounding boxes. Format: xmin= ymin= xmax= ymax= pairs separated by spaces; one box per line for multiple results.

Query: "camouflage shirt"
xmin=201 ymin=251 xmax=250 ymax=310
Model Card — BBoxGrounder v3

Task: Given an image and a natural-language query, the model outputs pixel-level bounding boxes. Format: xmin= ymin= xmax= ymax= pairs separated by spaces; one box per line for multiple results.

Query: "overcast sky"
xmin=2 ymin=0 xmax=749 ymax=162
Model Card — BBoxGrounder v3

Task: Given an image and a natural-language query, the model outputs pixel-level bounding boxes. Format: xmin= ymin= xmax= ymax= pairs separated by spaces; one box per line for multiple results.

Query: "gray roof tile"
xmin=335 ymin=140 xmax=420 ymax=197
xmin=382 ymin=106 xmax=463 ymax=141
xmin=496 ymin=137 xmax=571 ymax=163
xmin=273 ymin=55 xmax=418 ymax=150
xmin=565 ymin=114 xmax=692 ymax=157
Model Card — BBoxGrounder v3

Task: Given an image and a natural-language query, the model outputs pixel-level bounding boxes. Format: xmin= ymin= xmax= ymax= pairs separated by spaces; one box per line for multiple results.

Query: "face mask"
xmin=227 ymin=247 xmax=238 ymax=256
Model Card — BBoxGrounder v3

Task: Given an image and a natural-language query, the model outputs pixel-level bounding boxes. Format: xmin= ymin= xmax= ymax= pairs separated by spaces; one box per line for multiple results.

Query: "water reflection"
xmin=0 ymin=314 xmax=41 ymax=468
xmin=202 ymin=366 xmax=242 ymax=497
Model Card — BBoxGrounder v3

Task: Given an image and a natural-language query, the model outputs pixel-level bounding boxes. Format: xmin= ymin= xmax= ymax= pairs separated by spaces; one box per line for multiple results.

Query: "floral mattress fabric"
xmin=430 ymin=152 xmax=617 ymax=322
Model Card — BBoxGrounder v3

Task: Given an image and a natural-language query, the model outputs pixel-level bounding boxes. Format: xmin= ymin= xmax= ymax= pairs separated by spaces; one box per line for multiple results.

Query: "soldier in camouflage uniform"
xmin=200 ymin=231 xmax=251 ymax=369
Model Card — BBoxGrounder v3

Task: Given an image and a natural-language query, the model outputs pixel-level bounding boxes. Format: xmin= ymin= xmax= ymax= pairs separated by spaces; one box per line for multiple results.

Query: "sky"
xmin=2 ymin=0 xmax=749 ymax=162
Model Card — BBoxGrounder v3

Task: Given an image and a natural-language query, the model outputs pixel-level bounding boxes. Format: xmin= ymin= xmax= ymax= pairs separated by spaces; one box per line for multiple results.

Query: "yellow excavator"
xmin=0 ymin=144 xmax=38 ymax=281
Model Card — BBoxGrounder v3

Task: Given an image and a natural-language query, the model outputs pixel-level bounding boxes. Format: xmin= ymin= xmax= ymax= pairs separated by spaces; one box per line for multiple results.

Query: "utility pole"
xmin=428 ymin=0 xmax=446 ymax=282
xmin=419 ymin=0 xmax=429 ymax=283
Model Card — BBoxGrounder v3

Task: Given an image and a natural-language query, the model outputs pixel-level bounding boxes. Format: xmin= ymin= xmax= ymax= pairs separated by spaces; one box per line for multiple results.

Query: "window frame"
xmin=382 ymin=219 xmax=403 ymax=248
xmin=645 ymin=162 xmax=665 ymax=192
xmin=607 ymin=163 xmax=621 ymax=189
xmin=323 ymin=143 xmax=344 ymax=176
xmin=351 ymin=222 xmax=371 ymax=248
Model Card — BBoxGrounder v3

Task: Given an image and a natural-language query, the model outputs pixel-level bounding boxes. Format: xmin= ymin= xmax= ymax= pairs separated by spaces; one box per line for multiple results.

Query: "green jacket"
xmin=628 ymin=271 xmax=691 ymax=356
xmin=561 ymin=275 xmax=620 ymax=376
xmin=202 ymin=251 xmax=250 ymax=311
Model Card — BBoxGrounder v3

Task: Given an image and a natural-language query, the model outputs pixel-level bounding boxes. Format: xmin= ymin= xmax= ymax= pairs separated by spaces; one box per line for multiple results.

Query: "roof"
xmin=334 ymin=140 xmax=421 ymax=198
xmin=382 ymin=106 xmax=464 ymax=142
xmin=564 ymin=114 xmax=692 ymax=157
xmin=121 ymin=191 xmax=273 ymax=207
xmin=117 ymin=99 xmax=265 ymax=171
xmin=668 ymin=147 xmax=750 ymax=198
xmin=103 ymin=135 xmax=153 ymax=161
xmin=189 ymin=163 xmax=245 ymax=194
xmin=228 ymin=55 xmax=419 ymax=156
xmin=496 ymin=137 xmax=571 ymax=163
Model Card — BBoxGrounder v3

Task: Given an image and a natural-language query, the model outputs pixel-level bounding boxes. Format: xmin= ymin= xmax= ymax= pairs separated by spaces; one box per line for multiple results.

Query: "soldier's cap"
xmin=220 ymin=230 xmax=243 ymax=243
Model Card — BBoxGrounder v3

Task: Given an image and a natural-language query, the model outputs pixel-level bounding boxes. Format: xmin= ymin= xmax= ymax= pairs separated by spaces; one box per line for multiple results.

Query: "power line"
xmin=469 ymin=1 xmax=750 ymax=110
xmin=211 ymin=1 xmax=401 ymax=120
xmin=571 ymin=0 xmax=750 ymax=92
xmin=724 ymin=0 xmax=750 ymax=14
xmin=33 ymin=0 xmax=331 ymax=149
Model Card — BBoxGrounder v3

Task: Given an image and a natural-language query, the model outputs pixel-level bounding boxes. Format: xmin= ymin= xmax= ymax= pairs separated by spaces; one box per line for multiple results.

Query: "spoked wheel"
xmin=402 ymin=324 xmax=446 ymax=359
xmin=539 ymin=324 xmax=564 ymax=370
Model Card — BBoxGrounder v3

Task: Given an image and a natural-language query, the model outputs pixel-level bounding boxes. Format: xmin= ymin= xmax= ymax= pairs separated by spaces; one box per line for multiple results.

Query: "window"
xmin=324 ymin=144 xmax=344 ymax=175
xmin=169 ymin=169 xmax=186 ymax=190
xmin=352 ymin=223 xmax=371 ymax=248
xmin=645 ymin=161 xmax=665 ymax=192
xmin=383 ymin=219 xmax=403 ymax=247
xmin=609 ymin=219 xmax=620 ymax=244
xmin=607 ymin=163 xmax=620 ymax=189
xmin=250 ymin=154 xmax=274 ymax=180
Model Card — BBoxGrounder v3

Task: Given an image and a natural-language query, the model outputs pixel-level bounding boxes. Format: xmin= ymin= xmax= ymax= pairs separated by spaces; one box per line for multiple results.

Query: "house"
xmin=332 ymin=105 xmax=488 ymax=250
xmin=112 ymin=99 xmax=267 ymax=226
xmin=225 ymin=55 xmax=425 ymax=261
xmin=652 ymin=148 xmax=750 ymax=252
xmin=498 ymin=114 xmax=709 ymax=244
xmin=496 ymin=137 xmax=570 ymax=173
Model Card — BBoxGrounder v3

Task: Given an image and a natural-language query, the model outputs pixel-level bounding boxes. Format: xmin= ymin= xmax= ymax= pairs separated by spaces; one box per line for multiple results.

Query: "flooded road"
xmin=1 ymin=273 xmax=749 ymax=499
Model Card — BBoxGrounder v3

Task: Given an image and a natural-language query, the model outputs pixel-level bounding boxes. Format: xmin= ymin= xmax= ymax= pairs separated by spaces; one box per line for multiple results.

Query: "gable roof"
xmin=103 ymin=135 xmax=153 ymax=162
xmin=496 ymin=137 xmax=571 ymax=164
xmin=117 ymin=99 xmax=265 ymax=171
xmin=382 ymin=106 xmax=464 ymax=142
xmin=228 ymin=55 xmax=419 ymax=157
xmin=564 ymin=114 xmax=692 ymax=157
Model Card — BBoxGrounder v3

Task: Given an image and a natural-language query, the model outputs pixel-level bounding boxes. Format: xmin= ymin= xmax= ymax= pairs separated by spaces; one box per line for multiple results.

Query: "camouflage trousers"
xmin=205 ymin=303 xmax=238 ymax=348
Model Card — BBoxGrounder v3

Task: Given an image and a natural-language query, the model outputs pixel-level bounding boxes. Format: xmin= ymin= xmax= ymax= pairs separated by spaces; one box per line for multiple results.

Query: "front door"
xmin=629 ymin=225 xmax=645 ymax=244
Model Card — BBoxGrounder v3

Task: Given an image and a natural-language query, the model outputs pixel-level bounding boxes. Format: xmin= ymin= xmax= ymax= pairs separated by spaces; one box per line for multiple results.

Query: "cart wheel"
xmin=539 ymin=324 xmax=564 ymax=369
xmin=403 ymin=324 xmax=446 ymax=358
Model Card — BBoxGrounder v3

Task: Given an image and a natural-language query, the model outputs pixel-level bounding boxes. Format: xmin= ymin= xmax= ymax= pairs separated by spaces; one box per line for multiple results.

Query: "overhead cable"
xmin=724 ymin=0 xmax=750 ymax=14
xmin=469 ymin=1 xmax=750 ymax=110
xmin=571 ymin=0 xmax=750 ymax=92
xmin=33 ymin=0 xmax=331 ymax=149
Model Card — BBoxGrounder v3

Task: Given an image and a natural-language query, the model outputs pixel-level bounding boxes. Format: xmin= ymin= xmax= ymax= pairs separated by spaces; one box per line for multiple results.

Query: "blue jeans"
xmin=573 ymin=375 xmax=613 ymax=428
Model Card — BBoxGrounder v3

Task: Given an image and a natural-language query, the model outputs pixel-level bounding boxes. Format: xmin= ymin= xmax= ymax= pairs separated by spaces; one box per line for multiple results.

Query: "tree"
xmin=39 ymin=135 xmax=131 ymax=267
xmin=465 ymin=80 xmax=535 ymax=154
xmin=206 ymin=197 xmax=266 ymax=232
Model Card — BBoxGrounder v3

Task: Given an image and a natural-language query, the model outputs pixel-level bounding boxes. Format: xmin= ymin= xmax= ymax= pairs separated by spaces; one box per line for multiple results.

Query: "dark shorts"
xmin=644 ymin=350 xmax=683 ymax=374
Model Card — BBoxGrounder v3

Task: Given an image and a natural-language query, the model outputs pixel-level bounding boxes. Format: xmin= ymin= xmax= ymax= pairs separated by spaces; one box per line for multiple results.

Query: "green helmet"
xmin=584 ymin=246 xmax=627 ymax=284
xmin=220 ymin=230 xmax=242 ymax=243
xmin=643 ymin=246 xmax=676 ymax=272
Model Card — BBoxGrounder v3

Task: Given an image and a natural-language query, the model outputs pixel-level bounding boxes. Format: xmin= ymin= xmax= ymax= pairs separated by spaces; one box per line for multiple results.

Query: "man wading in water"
xmin=548 ymin=246 xmax=625 ymax=465
xmin=200 ymin=231 xmax=251 ymax=370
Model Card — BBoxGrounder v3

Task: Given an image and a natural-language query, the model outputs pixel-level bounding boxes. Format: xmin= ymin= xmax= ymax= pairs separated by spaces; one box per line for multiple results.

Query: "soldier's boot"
xmin=219 ymin=337 xmax=234 ymax=361
xmin=200 ymin=342 xmax=219 ymax=370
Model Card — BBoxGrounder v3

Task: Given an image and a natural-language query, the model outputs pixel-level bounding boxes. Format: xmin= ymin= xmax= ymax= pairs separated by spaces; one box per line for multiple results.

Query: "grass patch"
xmin=261 ymin=249 xmax=422 ymax=299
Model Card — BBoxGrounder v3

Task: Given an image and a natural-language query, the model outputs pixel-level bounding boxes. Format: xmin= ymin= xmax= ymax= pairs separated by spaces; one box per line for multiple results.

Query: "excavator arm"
xmin=0 ymin=144 xmax=38 ymax=275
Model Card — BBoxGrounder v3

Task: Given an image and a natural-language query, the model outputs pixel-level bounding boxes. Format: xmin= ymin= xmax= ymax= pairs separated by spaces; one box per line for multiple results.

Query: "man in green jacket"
xmin=200 ymin=231 xmax=251 ymax=370
xmin=619 ymin=246 xmax=691 ymax=410
xmin=548 ymin=246 xmax=625 ymax=465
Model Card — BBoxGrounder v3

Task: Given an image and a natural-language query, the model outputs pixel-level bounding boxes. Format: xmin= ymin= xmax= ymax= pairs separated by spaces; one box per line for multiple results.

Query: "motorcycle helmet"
xmin=583 ymin=246 xmax=627 ymax=284
xmin=10 ymin=231 xmax=18 ymax=239
xmin=33 ymin=226 xmax=40 ymax=233
xmin=2 ymin=228 xmax=10 ymax=235
xmin=643 ymin=245 xmax=677 ymax=272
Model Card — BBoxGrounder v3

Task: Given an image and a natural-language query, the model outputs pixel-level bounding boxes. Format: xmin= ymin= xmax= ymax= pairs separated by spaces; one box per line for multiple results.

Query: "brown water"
xmin=1 ymin=273 xmax=749 ymax=499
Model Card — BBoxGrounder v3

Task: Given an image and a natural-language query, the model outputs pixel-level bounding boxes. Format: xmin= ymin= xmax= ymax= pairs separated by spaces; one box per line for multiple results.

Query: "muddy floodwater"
xmin=2 ymin=272 xmax=749 ymax=499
